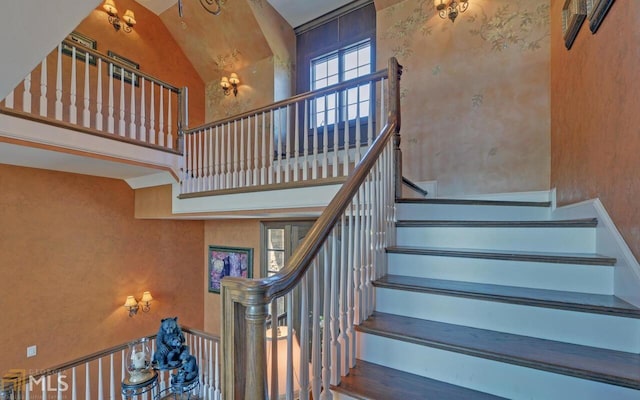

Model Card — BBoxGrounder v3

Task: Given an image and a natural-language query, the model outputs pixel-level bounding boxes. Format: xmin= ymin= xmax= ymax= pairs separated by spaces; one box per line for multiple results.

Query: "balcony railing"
xmin=1 ymin=327 xmax=221 ymax=400
xmin=0 ymin=38 xmax=186 ymax=153
xmin=180 ymin=69 xmax=390 ymax=196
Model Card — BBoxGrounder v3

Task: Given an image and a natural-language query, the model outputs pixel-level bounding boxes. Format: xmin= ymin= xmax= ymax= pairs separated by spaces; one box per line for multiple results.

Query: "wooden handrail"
xmin=221 ymin=57 xmax=403 ymax=400
xmin=184 ymin=68 xmax=388 ymax=135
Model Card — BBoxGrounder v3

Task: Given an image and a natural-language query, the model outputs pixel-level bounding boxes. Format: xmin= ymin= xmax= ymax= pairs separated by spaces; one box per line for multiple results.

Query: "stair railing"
xmin=2 ymin=327 xmax=221 ymax=400
xmin=0 ymin=38 xmax=187 ymax=153
xmin=181 ymin=61 xmax=394 ymax=196
xmin=221 ymin=57 xmax=402 ymax=400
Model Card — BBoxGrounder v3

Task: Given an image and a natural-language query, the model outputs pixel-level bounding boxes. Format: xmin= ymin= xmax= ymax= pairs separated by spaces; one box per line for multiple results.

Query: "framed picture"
xmin=108 ymin=50 xmax=140 ymax=86
xmin=208 ymin=245 xmax=253 ymax=293
xmin=562 ymin=0 xmax=587 ymax=50
xmin=586 ymin=0 xmax=614 ymax=33
xmin=63 ymin=31 xmax=97 ymax=65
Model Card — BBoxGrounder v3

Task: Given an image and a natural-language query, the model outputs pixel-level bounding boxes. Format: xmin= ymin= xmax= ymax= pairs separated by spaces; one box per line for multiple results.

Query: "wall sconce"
xmin=124 ymin=291 xmax=153 ymax=317
xmin=103 ymin=0 xmax=137 ymax=33
xmin=434 ymin=0 xmax=469 ymax=22
xmin=220 ymin=73 xmax=240 ymax=97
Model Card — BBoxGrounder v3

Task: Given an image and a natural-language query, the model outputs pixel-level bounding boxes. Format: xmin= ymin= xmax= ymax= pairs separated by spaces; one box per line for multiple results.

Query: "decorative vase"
xmin=126 ymin=338 xmax=153 ymax=383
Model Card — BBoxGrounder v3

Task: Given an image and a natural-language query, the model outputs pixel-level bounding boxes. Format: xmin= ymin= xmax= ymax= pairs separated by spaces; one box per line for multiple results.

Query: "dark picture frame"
xmin=208 ymin=245 xmax=253 ymax=294
xmin=63 ymin=31 xmax=97 ymax=65
xmin=586 ymin=0 xmax=615 ymax=33
xmin=108 ymin=50 xmax=140 ymax=86
xmin=562 ymin=0 xmax=587 ymax=50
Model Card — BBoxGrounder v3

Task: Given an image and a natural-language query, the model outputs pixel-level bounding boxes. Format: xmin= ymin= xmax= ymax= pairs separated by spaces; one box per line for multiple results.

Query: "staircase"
xmin=332 ymin=198 xmax=640 ymax=399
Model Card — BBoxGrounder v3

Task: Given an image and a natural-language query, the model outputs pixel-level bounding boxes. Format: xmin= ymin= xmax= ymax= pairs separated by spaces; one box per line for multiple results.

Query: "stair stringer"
xmin=552 ymin=197 xmax=640 ymax=308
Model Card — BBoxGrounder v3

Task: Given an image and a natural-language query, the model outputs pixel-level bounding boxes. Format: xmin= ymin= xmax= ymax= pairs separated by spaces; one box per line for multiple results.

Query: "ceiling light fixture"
xmin=177 ymin=0 xmax=223 ymax=17
xmin=434 ymin=0 xmax=469 ymax=23
xmin=102 ymin=0 xmax=136 ymax=33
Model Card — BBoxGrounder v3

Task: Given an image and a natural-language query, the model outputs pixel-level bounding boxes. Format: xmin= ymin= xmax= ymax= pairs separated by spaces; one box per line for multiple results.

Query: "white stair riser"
xmin=396 ymin=226 xmax=596 ymax=253
xmin=357 ymin=333 xmax=640 ymax=400
xmin=387 ymin=253 xmax=614 ymax=294
xmin=375 ymin=288 xmax=640 ymax=353
xmin=396 ymin=203 xmax=551 ymax=221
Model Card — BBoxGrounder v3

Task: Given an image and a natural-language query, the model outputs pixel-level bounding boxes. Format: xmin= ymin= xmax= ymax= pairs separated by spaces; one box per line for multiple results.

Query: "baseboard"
xmin=553 ymin=198 xmax=640 ymax=307
xmin=438 ymin=189 xmax=553 ymax=203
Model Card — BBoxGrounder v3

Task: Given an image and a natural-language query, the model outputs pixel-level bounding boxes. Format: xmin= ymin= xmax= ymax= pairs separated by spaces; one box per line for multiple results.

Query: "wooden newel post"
xmin=388 ymin=57 xmax=403 ymax=200
xmin=244 ymin=303 xmax=268 ymax=399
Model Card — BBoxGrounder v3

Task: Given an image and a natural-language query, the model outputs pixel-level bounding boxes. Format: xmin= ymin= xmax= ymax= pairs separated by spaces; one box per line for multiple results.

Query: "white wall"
xmin=0 ymin=0 xmax=101 ymax=100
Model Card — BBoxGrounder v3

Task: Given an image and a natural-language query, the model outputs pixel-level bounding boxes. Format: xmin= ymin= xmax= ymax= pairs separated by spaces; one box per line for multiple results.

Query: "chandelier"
xmin=178 ymin=0 xmax=223 ymax=17
xmin=434 ymin=0 xmax=469 ymax=23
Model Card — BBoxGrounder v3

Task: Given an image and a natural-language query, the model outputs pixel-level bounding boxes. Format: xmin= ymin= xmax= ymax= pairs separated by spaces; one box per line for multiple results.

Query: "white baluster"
xmin=367 ymin=82 xmax=374 ymax=145
xmin=330 ymin=228 xmax=341 ymax=384
xmin=118 ymin=68 xmax=126 ymax=136
xmin=353 ymin=189 xmax=362 ymax=325
xmin=83 ymin=52 xmax=90 ymax=127
xmin=110 ymin=354 xmax=115 ymax=400
xmin=354 ymin=111 xmax=361 ymax=164
xmin=294 ymin=102 xmax=300 ymax=182
xmin=299 ymin=272 xmax=310 ymax=400
xmin=39 ymin=58 xmax=47 ymax=116
xmin=25 ymin=374 xmax=30 ymax=400
xmin=246 ymin=116 xmax=252 ymax=186
xmin=41 ymin=373 xmax=46 ymax=400
xmin=338 ymin=214 xmax=349 ymax=376
xmin=321 ymin=243 xmax=333 ymax=400
xmin=322 ymin=96 xmax=329 ymax=179
xmin=208 ymin=127 xmax=214 ymax=190
xmin=183 ymin=133 xmax=190 ymax=193
xmin=149 ymin=81 xmax=156 ymax=144
xmin=253 ymin=114 xmax=259 ymax=185
xmin=129 ymin=72 xmax=137 ymax=139
xmin=72 ymin=366 xmax=77 ymax=400
xmin=276 ymin=109 xmax=282 ymax=184
xmin=96 ymin=60 xmax=103 ymax=131
xmin=214 ymin=125 xmax=220 ymax=190
xmin=311 ymin=259 xmax=321 ymax=399
xmin=239 ymin=118 xmax=245 ymax=187
xmin=57 ymin=371 xmax=63 ymax=400
xmin=346 ymin=203 xmax=356 ymax=368
xmin=261 ymin=112 xmax=267 ymax=185
xmin=4 ymin=90 xmax=13 ymax=109
xmin=286 ymin=292 xmax=294 ymax=399
xmin=364 ymin=174 xmax=373 ymax=319
xmin=69 ymin=48 xmax=78 ymax=123
xmin=159 ymin=86 xmax=165 ymax=147
xmin=98 ymin=358 xmax=104 ymax=400
xmin=85 ymin=362 xmax=91 ymax=400
xmin=214 ymin=342 xmax=221 ymax=400
xmin=167 ymin=87 xmax=173 ymax=149
xmin=107 ymin=64 xmax=114 ymax=133
xmin=268 ymin=110 xmax=274 ymax=184
xmin=381 ymin=77 xmax=387 ymax=127
xmin=226 ymin=123 xmax=232 ymax=188
xmin=303 ymin=100 xmax=309 ymax=181
xmin=343 ymin=112 xmax=350 ymax=176
xmin=220 ymin=124 xmax=227 ymax=189
xmin=140 ymin=78 xmax=147 ymax=142
xmin=233 ymin=120 xmax=239 ymax=188
xmin=22 ymin=73 xmax=32 ymax=113
xmin=332 ymin=102 xmax=339 ymax=177
xmin=55 ymin=44 xmax=63 ymax=120
xmin=312 ymin=103 xmax=319 ymax=180
xmin=285 ymin=105 xmax=292 ymax=183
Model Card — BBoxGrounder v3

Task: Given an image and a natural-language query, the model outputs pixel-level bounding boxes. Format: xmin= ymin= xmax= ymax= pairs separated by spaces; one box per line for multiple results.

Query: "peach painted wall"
xmin=550 ymin=1 xmax=640 ymax=258
xmin=0 ymin=164 xmax=204 ymax=375
xmin=203 ymin=219 xmax=262 ymax=335
xmin=376 ymin=0 xmax=550 ymax=196
xmin=75 ymin=0 xmax=205 ymax=126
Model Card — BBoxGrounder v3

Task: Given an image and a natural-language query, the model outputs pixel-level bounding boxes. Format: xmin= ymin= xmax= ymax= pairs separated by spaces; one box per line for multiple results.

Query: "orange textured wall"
xmin=74 ymin=0 xmax=205 ymax=126
xmin=203 ymin=219 xmax=262 ymax=335
xmin=0 ymin=164 xmax=204 ymax=375
xmin=550 ymin=1 xmax=640 ymax=258
xmin=377 ymin=0 xmax=550 ymax=196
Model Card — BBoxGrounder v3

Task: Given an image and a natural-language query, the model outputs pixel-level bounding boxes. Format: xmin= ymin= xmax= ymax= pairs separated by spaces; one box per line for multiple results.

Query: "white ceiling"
xmin=136 ymin=0 xmax=355 ymax=28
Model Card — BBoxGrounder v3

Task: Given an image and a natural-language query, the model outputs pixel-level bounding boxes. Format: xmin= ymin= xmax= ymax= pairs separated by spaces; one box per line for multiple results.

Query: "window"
xmin=311 ymin=40 xmax=372 ymax=128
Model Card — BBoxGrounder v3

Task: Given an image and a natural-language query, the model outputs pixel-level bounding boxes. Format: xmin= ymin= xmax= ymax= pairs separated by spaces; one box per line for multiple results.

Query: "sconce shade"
xmin=123 ymin=9 xmax=136 ymax=26
xmin=220 ymin=76 xmax=230 ymax=89
xmin=140 ymin=291 xmax=153 ymax=303
xmin=124 ymin=296 xmax=138 ymax=308
xmin=266 ymin=326 xmax=303 ymax=399
xmin=103 ymin=0 xmax=118 ymax=15
xmin=228 ymin=73 xmax=240 ymax=85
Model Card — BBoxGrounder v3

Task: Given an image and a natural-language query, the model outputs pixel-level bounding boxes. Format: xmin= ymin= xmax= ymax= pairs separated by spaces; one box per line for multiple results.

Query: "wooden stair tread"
xmin=332 ymin=359 xmax=506 ymax=400
xmin=396 ymin=218 xmax=597 ymax=228
xmin=386 ymin=246 xmax=617 ymax=266
xmin=374 ymin=275 xmax=640 ymax=318
xmin=396 ymin=198 xmax=552 ymax=207
xmin=357 ymin=312 xmax=640 ymax=389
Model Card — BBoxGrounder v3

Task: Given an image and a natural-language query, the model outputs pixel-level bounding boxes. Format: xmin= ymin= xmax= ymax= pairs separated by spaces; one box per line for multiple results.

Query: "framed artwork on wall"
xmin=63 ymin=31 xmax=97 ymax=65
xmin=208 ymin=245 xmax=253 ymax=294
xmin=108 ymin=50 xmax=140 ymax=86
xmin=562 ymin=0 xmax=587 ymax=50
xmin=586 ymin=0 xmax=615 ymax=33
